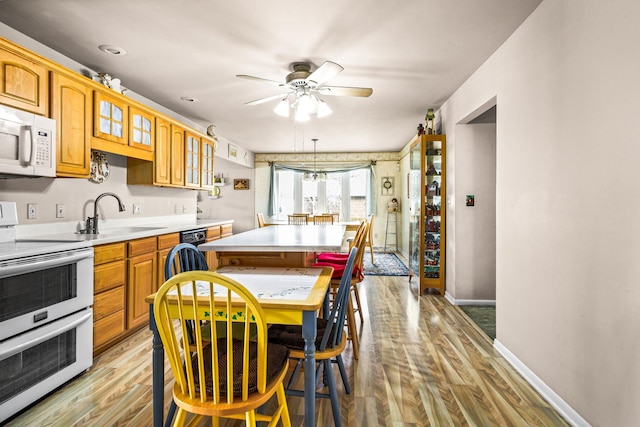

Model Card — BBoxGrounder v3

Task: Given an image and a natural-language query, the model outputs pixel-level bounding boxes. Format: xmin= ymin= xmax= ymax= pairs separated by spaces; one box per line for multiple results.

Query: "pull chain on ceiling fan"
xmin=237 ymin=61 xmax=373 ymax=122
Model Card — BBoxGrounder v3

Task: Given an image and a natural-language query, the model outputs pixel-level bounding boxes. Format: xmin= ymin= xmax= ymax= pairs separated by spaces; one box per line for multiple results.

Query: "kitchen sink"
xmin=80 ymin=226 xmax=166 ymax=236
xmin=18 ymin=226 xmax=167 ymax=242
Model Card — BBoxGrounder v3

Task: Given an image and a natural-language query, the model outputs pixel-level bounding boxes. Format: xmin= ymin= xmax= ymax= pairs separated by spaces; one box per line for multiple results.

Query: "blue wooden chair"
xmin=268 ymin=247 xmax=357 ymax=427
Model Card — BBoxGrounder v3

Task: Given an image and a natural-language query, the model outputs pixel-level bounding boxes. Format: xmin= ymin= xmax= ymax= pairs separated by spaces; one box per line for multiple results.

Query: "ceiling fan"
xmin=236 ymin=61 xmax=373 ymax=121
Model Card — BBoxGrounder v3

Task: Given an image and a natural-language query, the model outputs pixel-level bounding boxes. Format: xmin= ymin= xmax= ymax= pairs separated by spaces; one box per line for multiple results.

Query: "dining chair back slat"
xmin=288 ymin=214 xmax=309 ymax=225
xmin=313 ymin=214 xmax=334 ymax=225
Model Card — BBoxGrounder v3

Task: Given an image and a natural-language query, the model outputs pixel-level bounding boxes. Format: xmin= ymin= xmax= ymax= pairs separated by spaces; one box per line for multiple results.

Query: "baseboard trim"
xmin=493 ymin=339 xmax=590 ymax=427
xmin=444 ymin=293 xmax=496 ymax=306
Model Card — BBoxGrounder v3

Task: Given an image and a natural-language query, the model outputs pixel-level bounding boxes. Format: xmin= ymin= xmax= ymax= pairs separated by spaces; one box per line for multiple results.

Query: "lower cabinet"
xmin=204 ymin=224 xmax=233 ymax=268
xmin=93 ymin=242 xmax=126 ymax=355
xmin=157 ymin=232 xmax=180 ymax=288
xmin=92 ymin=227 xmax=230 ymax=356
xmin=126 ymin=237 xmax=157 ymax=330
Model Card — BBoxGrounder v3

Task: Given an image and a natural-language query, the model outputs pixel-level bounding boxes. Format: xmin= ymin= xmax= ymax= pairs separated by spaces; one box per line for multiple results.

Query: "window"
xmin=275 ymin=168 xmax=370 ymax=221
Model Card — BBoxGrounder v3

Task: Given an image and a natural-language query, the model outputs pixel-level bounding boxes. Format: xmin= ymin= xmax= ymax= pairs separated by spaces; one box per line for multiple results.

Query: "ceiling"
xmin=0 ymin=0 xmax=541 ymax=154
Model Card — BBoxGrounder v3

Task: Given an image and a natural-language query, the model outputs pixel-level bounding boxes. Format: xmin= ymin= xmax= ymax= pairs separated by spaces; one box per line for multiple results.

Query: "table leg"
xmin=149 ymin=304 xmax=164 ymax=427
xmin=302 ymin=310 xmax=317 ymax=427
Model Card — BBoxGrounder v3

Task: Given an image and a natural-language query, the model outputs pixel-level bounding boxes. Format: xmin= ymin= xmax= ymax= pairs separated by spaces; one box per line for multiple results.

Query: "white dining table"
xmin=199 ymin=224 xmax=346 ymax=268
xmin=147 ymin=265 xmax=334 ymax=427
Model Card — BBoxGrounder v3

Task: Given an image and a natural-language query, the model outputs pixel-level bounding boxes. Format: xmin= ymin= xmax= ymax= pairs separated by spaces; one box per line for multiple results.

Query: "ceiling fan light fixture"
xmin=273 ymin=99 xmax=290 ymax=117
xmin=296 ymin=93 xmax=314 ymax=114
xmin=294 ymin=107 xmax=310 ymax=122
xmin=316 ymin=99 xmax=332 ymax=118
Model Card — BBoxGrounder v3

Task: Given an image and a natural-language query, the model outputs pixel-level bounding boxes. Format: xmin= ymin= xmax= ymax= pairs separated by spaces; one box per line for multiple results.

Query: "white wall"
xmin=199 ymin=157 xmax=254 ymax=233
xmin=439 ymin=0 xmax=640 ymax=425
xmin=454 ymin=123 xmax=496 ymax=301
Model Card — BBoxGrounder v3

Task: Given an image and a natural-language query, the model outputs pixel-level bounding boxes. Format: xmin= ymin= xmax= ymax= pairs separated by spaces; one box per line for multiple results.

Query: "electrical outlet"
xmin=182 ymin=205 xmax=187 ymax=213
xmin=56 ymin=204 xmax=65 ymax=218
xmin=133 ymin=203 xmax=141 ymax=214
xmin=27 ymin=203 xmax=37 ymax=219
xmin=174 ymin=204 xmax=179 ymax=214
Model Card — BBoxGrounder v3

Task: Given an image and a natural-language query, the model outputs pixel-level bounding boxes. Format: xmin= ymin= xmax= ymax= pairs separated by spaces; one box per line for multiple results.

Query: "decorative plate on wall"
xmin=89 ymin=150 xmax=110 ymax=183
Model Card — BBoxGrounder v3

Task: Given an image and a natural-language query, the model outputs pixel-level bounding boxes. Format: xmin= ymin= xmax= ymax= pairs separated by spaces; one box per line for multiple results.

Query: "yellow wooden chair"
xmin=312 ymin=214 xmax=334 ymax=225
xmin=365 ymin=214 xmax=375 ymax=264
xmin=256 ymin=213 xmax=265 ymax=228
xmin=288 ymin=214 xmax=308 ymax=225
xmin=154 ymin=271 xmax=291 ymax=427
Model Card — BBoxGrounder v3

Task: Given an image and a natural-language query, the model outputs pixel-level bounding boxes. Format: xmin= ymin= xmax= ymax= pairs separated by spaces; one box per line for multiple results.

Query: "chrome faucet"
xmin=85 ymin=192 xmax=125 ymax=234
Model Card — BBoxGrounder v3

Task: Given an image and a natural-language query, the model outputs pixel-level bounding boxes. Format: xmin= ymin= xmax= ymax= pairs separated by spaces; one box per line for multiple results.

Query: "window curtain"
xmin=267 ymin=161 xmax=377 ymax=216
xmin=267 ymin=162 xmax=277 ymax=216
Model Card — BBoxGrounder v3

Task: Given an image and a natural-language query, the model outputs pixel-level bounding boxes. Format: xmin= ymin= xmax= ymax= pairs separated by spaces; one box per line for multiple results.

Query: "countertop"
xmin=15 ymin=217 xmax=234 ymax=245
xmin=198 ymin=224 xmax=345 ymax=252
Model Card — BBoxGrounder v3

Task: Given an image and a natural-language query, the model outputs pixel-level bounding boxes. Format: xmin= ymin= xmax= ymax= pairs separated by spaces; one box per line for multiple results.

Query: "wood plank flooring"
xmin=5 ymin=274 xmax=570 ymax=426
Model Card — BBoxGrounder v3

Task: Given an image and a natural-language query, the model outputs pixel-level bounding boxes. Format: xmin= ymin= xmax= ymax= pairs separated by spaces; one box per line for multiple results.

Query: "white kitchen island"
xmin=198 ymin=224 xmax=345 ymax=267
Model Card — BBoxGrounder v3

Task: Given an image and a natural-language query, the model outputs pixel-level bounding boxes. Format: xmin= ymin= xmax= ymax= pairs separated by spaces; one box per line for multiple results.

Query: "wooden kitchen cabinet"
xmin=201 ymin=136 xmax=216 ymax=188
xmin=51 ymin=71 xmax=91 ymax=178
xmin=128 ymin=105 xmax=154 ymax=152
xmin=204 ymin=224 xmax=233 ymax=268
xmin=126 ymin=118 xmax=188 ymax=187
xmin=220 ymin=223 xmax=233 ymax=238
xmin=156 ymin=232 xmax=180 ymax=289
xmin=171 ymin=123 xmax=186 ymax=186
xmin=126 ymin=237 xmax=157 ymax=329
xmin=93 ymin=242 xmax=126 ymax=355
xmin=93 ymin=89 xmax=127 ymax=144
xmin=0 ymin=45 xmax=48 ymax=115
xmin=185 ymin=131 xmax=200 ymax=188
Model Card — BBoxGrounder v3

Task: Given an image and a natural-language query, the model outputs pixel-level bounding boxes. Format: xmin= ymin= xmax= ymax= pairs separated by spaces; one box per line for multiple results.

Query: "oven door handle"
xmin=0 ymin=249 xmax=93 ymax=278
xmin=0 ymin=310 xmax=92 ymax=360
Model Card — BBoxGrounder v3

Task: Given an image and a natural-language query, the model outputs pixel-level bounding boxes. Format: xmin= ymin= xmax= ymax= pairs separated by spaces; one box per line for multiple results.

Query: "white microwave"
xmin=0 ymin=104 xmax=56 ymax=177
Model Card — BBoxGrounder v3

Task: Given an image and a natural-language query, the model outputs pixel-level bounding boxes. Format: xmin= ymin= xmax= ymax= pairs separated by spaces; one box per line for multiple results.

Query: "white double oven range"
xmin=0 ymin=201 xmax=94 ymax=423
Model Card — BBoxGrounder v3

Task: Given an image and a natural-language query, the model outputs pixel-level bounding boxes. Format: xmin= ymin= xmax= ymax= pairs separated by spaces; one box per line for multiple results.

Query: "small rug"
xmin=363 ymin=252 xmax=409 ymax=276
xmin=459 ymin=305 xmax=496 ymax=340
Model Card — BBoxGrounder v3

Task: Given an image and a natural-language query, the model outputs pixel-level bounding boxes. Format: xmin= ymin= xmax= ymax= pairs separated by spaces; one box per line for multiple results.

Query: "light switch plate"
xmin=133 ymin=203 xmax=141 ymax=214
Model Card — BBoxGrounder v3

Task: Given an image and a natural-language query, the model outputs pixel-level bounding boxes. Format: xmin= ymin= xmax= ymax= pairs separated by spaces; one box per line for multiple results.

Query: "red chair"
xmin=316 ymin=220 xmax=366 ymax=264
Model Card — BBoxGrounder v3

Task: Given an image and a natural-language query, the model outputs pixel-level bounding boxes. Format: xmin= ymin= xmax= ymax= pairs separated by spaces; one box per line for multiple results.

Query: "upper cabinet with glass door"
xmin=185 ymin=131 xmax=200 ymax=188
xmin=93 ymin=89 xmax=127 ymax=144
xmin=92 ymin=89 xmax=153 ymax=161
xmin=129 ymin=106 xmax=154 ymax=152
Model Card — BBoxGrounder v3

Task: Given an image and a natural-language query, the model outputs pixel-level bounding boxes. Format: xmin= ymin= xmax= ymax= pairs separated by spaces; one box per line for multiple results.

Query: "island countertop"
xmin=198 ymin=224 xmax=345 ymax=252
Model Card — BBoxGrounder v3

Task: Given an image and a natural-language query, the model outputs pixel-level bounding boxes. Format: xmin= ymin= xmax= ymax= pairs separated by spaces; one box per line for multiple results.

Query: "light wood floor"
xmin=5 ymin=274 xmax=570 ymax=426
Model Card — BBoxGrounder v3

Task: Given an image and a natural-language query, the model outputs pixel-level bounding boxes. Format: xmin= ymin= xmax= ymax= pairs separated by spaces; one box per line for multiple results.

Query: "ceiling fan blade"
xmin=236 ymin=74 xmax=284 ymax=86
xmin=317 ymin=85 xmax=373 ymax=97
xmin=307 ymin=61 xmax=344 ymax=86
xmin=245 ymin=93 xmax=289 ymax=106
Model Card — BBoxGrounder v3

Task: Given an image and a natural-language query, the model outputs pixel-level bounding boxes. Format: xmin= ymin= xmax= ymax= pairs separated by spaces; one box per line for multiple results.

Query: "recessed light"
xmin=180 ymin=96 xmax=197 ymax=102
xmin=98 ymin=45 xmax=127 ymax=56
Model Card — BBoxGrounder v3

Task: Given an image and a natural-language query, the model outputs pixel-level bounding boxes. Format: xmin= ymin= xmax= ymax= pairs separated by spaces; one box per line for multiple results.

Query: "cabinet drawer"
xmin=206 ymin=226 xmax=220 ymax=241
xmin=128 ymin=236 xmax=157 ymax=257
xmin=157 ymin=233 xmax=180 ymax=250
xmin=94 ymin=242 xmax=125 ymax=265
xmin=94 ymin=286 xmax=125 ymax=320
xmin=220 ymin=224 xmax=232 ymax=237
xmin=93 ymin=309 xmax=126 ymax=350
xmin=94 ymin=261 xmax=125 ymax=293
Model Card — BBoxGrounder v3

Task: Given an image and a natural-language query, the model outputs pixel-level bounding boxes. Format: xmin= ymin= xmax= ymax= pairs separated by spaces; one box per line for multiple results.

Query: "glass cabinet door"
xmin=424 ymin=140 xmax=443 ymax=280
xmin=408 ymin=141 xmax=422 ymax=276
